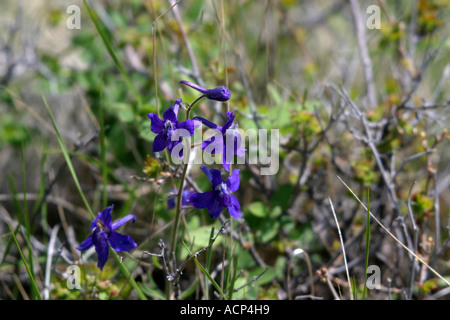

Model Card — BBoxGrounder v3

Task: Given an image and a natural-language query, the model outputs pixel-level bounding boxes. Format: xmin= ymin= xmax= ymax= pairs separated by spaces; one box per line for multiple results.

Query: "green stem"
xmin=362 ymin=188 xmax=371 ymax=300
xmin=169 ymin=94 xmax=206 ymax=256
xmin=169 ymin=152 xmax=190 ymax=259
xmin=167 ymin=94 xmax=206 ymax=298
xmin=186 ymin=94 xmax=206 ymax=118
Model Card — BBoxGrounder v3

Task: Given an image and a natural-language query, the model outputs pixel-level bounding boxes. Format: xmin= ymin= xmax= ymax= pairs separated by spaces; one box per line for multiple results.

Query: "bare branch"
xmin=349 ymin=0 xmax=377 ymax=109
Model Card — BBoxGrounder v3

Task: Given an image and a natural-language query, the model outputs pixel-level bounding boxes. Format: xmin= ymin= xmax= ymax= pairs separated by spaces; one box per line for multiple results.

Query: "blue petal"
xmin=112 ymin=214 xmax=136 ymax=231
xmin=222 ymin=147 xmax=232 ymax=172
xmin=227 ymin=194 xmax=242 ymax=218
xmin=221 ymin=112 xmax=235 ymax=132
xmin=109 ymin=232 xmax=137 ymax=252
xmin=152 ymin=131 xmax=169 ymax=153
xmin=92 ymin=230 xmax=109 ymax=271
xmin=172 ymin=98 xmax=182 ymax=118
xmin=225 ymin=129 xmax=246 ymax=157
xmin=148 ymin=113 xmax=164 ymax=133
xmin=189 ymin=190 xmax=215 ymax=209
xmin=201 ymin=136 xmax=215 ymax=151
xmin=168 ymin=138 xmax=187 ymax=159
xmin=176 ymin=119 xmax=195 ymax=136
xmin=90 ymin=213 xmax=101 ymax=230
xmin=192 ymin=116 xmax=219 ymax=129
xmin=77 ymin=235 xmax=93 ymax=251
xmin=226 ymin=169 xmax=240 ymax=192
xmin=208 ymin=196 xmax=224 ymax=218
xmin=203 ymin=135 xmax=223 ymax=155
xmin=99 ymin=205 xmax=114 ymax=230
xmin=209 ymin=168 xmax=224 ymax=188
xmin=163 ymin=106 xmax=178 ymax=123
xmin=200 ymin=165 xmax=213 ymax=183
xmin=179 ymin=80 xmax=208 ymax=94
xmin=222 ymin=192 xmax=232 ymax=207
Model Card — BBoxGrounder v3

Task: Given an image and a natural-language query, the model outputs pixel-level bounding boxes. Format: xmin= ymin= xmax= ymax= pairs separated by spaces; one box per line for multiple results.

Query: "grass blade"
xmin=20 ymin=142 xmax=39 ymax=299
xmin=205 ymin=226 xmax=215 ymax=300
xmin=109 ymin=248 xmax=148 ymax=300
xmin=362 ymin=188 xmax=370 ymax=300
xmin=226 ymin=251 xmax=239 ymax=300
xmin=42 ymin=93 xmax=95 ymax=220
xmin=182 ymin=240 xmax=227 ymax=300
xmin=20 ymin=142 xmax=31 ymax=240
xmin=4 ymin=219 xmax=42 ymax=300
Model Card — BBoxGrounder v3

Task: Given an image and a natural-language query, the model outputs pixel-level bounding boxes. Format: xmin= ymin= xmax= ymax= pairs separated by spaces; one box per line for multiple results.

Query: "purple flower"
xmin=147 ymin=98 xmax=195 ymax=155
xmin=180 ymin=80 xmax=231 ymax=102
xmin=77 ymin=205 xmax=137 ymax=271
xmin=167 ymin=189 xmax=193 ymax=210
xmin=189 ymin=165 xmax=241 ymax=219
xmin=193 ymin=111 xmax=246 ymax=171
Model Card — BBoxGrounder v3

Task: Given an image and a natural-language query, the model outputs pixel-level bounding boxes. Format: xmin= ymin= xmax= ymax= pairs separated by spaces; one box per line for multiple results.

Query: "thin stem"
xmin=406 ymin=181 xmax=419 ymax=300
xmin=329 ymin=197 xmax=354 ymax=300
xmin=169 ymin=152 xmax=190 ymax=259
xmin=288 ymin=248 xmax=314 ymax=300
xmin=362 ymin=188 xmax=370 ymax=300
xmin=169 ymin=94 xmax=206 ymax=271
xmin=349 ymin=0 xmax=377 ymax=109
xmin=431 ymin=170 xmax=441 ymax=268
xmin=186 ymin=94 xmax=206 ymax=118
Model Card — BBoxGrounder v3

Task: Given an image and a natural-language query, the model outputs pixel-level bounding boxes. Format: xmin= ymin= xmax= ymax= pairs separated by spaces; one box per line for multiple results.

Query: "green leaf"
xmin=270 ymin=184 xmax=294 ymax=211
xmin=140 ymin=281 xmax=166 ymax=300
xmin=257 ymin=219 xmax=280 ymax=243
xmin=248 ymin=202 xmax=269 ymax=218
xmin=270 ymin=206 xmax=282 ymax=218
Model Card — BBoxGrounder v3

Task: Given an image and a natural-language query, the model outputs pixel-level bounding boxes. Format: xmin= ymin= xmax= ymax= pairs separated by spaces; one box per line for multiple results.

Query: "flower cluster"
xmin=77 ymin=80 xmax=243 ymax=271
xmin=149 ymin=80 xmax=243 ymax=219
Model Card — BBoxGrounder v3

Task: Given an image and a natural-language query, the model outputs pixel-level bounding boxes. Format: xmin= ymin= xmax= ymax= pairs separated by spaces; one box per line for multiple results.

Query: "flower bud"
xmin=180 ymin=80 xmax=231 ymax=102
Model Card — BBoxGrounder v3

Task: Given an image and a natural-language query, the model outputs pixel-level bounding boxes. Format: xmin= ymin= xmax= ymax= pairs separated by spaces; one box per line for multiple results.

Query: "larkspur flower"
xmin=77 ymin=205 xmax=137 ymax=271
xmin=189 ymin=165 xmax=241 ymax=219
xmin=179 ymin=80 xmax=231 ymax=102
xmin=147 ymin=98 xmax=195 ymax=155
xmin=193 ymin=111 xmax=246 ymax=171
